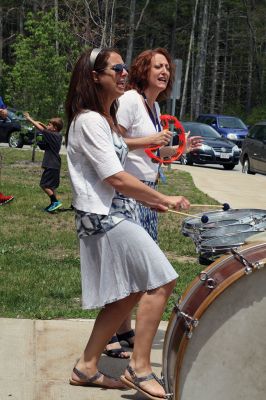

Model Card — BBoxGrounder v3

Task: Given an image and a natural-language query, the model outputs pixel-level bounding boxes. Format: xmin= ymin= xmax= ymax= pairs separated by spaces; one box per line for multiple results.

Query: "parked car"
xmin=196 ymin=114 xmax=248 ymax=147
xmin=240 ymin=121 xmax=266 ymax=175
xmin=0 ymin=108 xmax=36 ymax=148
xmin=175 ymin=122 xmax=240 ymax=170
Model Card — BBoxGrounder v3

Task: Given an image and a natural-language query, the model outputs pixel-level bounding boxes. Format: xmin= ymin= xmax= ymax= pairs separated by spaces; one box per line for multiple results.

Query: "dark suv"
xmin=240 ymin=121 xmax=266 ymax=175
xmin=0 ymin=108 xmax=36 ymax=148
xmin=197 ymin=114 xmax=248 ymax=147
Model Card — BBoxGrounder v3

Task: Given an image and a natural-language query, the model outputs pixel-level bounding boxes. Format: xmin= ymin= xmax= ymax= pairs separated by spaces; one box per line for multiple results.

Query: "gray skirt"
xmin=79 ymin=219 xmax=178 ymax=310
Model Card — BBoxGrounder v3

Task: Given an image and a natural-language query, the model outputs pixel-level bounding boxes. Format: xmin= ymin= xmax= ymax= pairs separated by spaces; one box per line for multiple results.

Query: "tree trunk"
xmin=210 ymin=0 xmax=222 ymax=113
xmin=245 ymin=34 xmax=253 ymax=113
xmin=169 ymin=0 xmax=179 ymax=57
xmin=126 ymin=0 xmax=136 ymax=66
xmin=179 ymin=0 xmax=199 ymax=120
xmin=193 ymin=0 xmax=210 ymax=118
xmin=55 ymin=0 xmax=59 ymax=54
xmin=220 ymin=15 xmax=229 ymax=112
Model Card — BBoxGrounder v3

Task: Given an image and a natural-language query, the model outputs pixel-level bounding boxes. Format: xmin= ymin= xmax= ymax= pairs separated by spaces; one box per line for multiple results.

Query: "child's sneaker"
xmin=47 ymin=201 xmax=62 ymax=212
xmin=43 ymin=204 xmax=51 ymax=212
xmin=0 ymin=193 xmax=14 ymax=205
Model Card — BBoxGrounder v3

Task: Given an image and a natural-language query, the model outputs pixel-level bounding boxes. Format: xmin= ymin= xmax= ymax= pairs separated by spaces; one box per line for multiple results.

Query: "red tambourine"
xmin=144 ymin=114 xmax=186 ymax=164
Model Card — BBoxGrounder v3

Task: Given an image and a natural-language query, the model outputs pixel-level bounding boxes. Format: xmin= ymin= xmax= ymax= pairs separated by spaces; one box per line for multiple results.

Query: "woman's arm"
xmin=118 ymin=124 xmax=172 ymax=151
xmin=105 ymin=171 xmax=190 ymax=212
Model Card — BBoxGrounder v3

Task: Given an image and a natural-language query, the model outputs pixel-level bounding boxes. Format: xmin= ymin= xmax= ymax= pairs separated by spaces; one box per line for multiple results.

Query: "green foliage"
xmin=245 ymin=106 xmax=266 ymax=126
xmin=5 ymin=10 xmax=79 ymax=121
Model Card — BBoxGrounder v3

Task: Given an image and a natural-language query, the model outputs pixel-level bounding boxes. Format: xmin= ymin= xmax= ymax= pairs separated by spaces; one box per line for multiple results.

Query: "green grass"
xmin=0 ymin=148 xmax=219 ymax=320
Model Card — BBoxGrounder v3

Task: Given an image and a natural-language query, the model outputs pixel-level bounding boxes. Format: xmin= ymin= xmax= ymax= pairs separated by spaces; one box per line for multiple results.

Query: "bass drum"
xmin=162 ymin=242 xmax=266 ymax=400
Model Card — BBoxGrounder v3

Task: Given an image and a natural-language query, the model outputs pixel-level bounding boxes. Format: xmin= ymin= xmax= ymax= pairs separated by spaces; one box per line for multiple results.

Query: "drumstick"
xmin=168 ymin=209 xmax=209 ymax=223
xmin=191 ymin=203 xmax=230 ymax=211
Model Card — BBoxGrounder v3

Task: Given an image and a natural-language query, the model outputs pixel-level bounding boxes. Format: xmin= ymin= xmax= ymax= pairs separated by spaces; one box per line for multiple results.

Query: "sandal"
xmin=103 ymin=335 xmax=130 ymax=359
xmin=120 ymin=365 xmax=173 ymax=400
xmin=69 ymin=366 xmax=125 ymax=389
xmin=117 ymin=329 xmax=135 ymax=348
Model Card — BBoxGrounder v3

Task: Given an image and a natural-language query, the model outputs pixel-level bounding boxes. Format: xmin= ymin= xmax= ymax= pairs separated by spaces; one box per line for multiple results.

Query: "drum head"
xmin=178 ymin=268 xmax=266 ymax=400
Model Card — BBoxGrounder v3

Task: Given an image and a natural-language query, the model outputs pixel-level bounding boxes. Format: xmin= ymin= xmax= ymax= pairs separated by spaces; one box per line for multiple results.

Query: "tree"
xmin=5 ymin=10 xmax=78 ymax=119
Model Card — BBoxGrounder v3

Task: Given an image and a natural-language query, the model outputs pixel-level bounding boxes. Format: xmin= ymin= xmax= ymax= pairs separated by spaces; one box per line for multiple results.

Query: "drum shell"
xmin=162 ymin=242 xmax=266 ymax=400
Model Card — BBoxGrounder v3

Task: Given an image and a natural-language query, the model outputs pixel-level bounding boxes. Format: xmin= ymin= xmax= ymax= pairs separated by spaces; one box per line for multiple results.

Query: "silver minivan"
xmin=240 ymin=121 xmax=266 ymax=175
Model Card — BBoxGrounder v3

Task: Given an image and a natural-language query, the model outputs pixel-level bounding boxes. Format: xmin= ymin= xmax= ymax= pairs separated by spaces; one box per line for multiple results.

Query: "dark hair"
xmin=127 ymin=48 xmax=175 ymax=101
xmin=65 ymin=47 xmax=120 ymax=145
xmin=50 ymin=117 xmax=63 ymax=132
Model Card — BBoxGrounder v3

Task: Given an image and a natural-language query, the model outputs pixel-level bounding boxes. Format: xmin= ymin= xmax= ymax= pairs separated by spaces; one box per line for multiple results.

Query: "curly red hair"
xmin=126 ymin=48 xmax=175 ymax=101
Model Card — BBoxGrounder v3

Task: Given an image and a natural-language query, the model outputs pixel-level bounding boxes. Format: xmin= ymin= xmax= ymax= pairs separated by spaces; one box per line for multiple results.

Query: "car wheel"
xmin=223 ymin=163 xmax=236 ymax=170
xmin=8 ymin=131 xmax=24 ymax=148
xmin=180 ymin=155 xmax=187 ymax=165
xmin=186 ymin=157 xmax=194 ymax=166
xmin=242 ymin=157 xmax=255 ymax=174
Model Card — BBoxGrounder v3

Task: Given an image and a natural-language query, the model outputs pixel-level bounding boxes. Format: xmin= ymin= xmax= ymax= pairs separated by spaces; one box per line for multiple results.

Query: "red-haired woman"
xmin=111 ymin=49 xmax=201 ymax=353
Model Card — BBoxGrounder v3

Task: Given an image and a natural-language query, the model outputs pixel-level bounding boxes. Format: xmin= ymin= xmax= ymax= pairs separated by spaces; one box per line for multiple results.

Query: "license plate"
xmin=220 ymin=153 xmax=231 ymax=159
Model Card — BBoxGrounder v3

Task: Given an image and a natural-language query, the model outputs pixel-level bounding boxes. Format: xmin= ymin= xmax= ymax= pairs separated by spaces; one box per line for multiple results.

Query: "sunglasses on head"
xmin=110 ymin=64 xmax=128 ymax=73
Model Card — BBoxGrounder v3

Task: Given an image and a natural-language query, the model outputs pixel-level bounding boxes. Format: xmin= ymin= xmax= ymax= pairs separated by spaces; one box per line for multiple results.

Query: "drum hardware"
xmin=231 ymin=247 xmax=266 ymax=274
xmin=199 ymin=271 xmax=217 ymax=289
xmin=158 ymin=375 xmax=174 ymax=399
xmin=174 ymin=304 xmax=199 ymax=339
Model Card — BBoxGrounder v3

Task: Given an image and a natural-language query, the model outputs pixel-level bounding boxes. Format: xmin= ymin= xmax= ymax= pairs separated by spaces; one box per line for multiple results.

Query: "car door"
xmin=253 ymin=126 xmax=266 ymax=173
xmin=0 ymin=117 xmax=8 ymax=141
xmin=249 ymin=126 xmax=265 ymax=172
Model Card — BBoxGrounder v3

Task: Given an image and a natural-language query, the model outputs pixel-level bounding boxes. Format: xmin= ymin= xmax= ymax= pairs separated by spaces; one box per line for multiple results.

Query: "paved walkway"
xmin=1 ymin=164 xmax=266 ymax=400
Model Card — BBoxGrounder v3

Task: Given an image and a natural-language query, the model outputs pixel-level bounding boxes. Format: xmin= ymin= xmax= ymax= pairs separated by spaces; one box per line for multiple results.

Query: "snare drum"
xmin=181 ymin=208 xmax=266 ymax=239
xmin=198 ymin=230 xmax=266 ymax=264
xmin=162 ymin=242 xmax=266 ymax=400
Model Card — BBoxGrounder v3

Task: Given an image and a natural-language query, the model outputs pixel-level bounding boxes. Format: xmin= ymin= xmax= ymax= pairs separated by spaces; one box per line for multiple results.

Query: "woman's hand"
xmin=151 ymin=195 xmax=190 ymax=213
xmin=185 ymin=131 xmax=203 ymax=153
xmin=149 ymin=130 xmax=172 ymax=147
xmin=166 ymin=195 xmax=190 ymax=211
xmin=159 ymin=145 xmax=178 ymax=159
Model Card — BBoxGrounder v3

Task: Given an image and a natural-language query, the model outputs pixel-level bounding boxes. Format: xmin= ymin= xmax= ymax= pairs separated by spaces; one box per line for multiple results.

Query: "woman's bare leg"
xmin=123 ymin=279 xmax=176 ymax=397
xmin=72 ymin=292 xmax=141 ymax=388
xmin=105 ymin=313 xmax=134 ymax=354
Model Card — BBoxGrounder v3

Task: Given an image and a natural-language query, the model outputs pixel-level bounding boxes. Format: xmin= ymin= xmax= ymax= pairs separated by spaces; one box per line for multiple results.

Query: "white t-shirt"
xmin=67 ymin=111 xmax=125 ymax=214
xmin=117 ymin=89 xmax=161 ymax=182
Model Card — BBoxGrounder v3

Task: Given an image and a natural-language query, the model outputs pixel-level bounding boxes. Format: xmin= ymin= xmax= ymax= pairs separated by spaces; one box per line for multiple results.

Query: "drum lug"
xmin=199 ymin=271 xmax=217 ymax=289
xmin=231 ymin=248 xmax=254 ymax=274
xmin=175 ymin=305 xmax=199 ymax=339
xmin=160 ymin=374 xmax=174 ymax=399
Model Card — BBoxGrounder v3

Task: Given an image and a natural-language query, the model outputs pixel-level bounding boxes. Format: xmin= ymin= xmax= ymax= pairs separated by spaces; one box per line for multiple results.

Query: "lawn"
xmin=0 ymin=148 xmax=218 ymax=320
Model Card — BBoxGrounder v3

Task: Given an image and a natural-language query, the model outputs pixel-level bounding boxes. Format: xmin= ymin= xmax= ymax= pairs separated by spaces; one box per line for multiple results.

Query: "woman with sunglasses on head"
xmin=65 ymin=47 xmax=190 ymax=399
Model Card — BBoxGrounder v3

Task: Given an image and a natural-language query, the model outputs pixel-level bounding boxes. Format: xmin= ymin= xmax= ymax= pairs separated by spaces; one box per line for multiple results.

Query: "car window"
xmin=253 ymin=126 xmax=266 ymax=142
xmin=218 ymin=117 xmax=246 ymax=129
xmin=182 ymin=123 xmax=221 ymax=139
xmin=248 ymin=125 xmax=262 ymax=139
xmin=201 ymin=117 xmax=216 ymax=125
